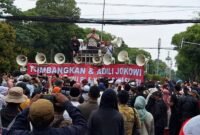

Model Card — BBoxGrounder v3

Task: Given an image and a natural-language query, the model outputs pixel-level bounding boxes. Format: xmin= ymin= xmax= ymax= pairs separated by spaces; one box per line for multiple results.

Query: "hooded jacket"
xmin=88 ymin=89 xmax=124 ymax=135
xmin=134 ymin=96 xmax=154 ymax=135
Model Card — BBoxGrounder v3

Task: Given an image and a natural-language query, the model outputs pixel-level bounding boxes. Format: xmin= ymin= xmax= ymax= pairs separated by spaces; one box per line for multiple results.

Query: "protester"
xmin=162 ymin=89 xmax=171 ymax=135
xmin=118 ymin=90 xmax=140 ymax=135
xmin=50 ymin=101 xmax=72 ymax=128
xmin=169 ymin=94 xmax=180 ymax=135
xmin=70 ymin=35 xmax=80 ymax=62
xmin=146 ymin=91 xmax=167 ymax=135
xmin=88 ymin=89 xmax=124 ymax=135
xmin=0 ymin=87 xmax=26 ymax=128
xmin=134 ymin=96 xmax=154 ymax=135
xmin=69 ymin=87 xmax=81 ymax=107
xmin=0 ymin=86 xmax=8 ymax=110
xmin=61 ymin=77 xmax=71 ymax=96
xmin=86 ymin=28 xmax=100 ymax=48
xmin=78 ymin=86 xmax=100 ymax=120
xmin=23 ymin=74 xmax=34 ymax=97
xmin=5 ymin=93 xmax=87 ymax=135
xmin=16 ymin=82 xmax=31 ymax=110
xmin=177 ymin=86 xmax=200 ymax=126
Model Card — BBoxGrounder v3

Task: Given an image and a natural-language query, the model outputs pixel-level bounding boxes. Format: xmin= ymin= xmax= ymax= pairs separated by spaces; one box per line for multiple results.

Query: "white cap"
xmin=83 ymin=85 xmax=90 ymax=92
xmin=115 ymin=79 xmax=122 ymax=85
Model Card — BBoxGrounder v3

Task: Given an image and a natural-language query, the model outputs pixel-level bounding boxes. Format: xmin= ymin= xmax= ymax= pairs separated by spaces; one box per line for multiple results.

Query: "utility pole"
xmin=101 ymin=0 xmax=106 ymax=41
xmin=156 ymin=38 xmax=161 ymax=75
xmin=166 ymin=51 xmax=172 ymax=79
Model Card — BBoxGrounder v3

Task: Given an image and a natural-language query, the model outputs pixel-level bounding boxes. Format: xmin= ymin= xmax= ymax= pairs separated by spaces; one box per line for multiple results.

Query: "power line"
xmin=1 ymin=15 xmax=200 ymax=25
xmin=82 ymin=9 xmax=198 ymax=16
xmin=77 ymin=2 xmax=200 ymax=9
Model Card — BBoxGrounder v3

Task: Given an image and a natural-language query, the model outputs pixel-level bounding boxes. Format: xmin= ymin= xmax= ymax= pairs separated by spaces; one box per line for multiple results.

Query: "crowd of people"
xmin=0 ymin=72 xmax=200 ymax=135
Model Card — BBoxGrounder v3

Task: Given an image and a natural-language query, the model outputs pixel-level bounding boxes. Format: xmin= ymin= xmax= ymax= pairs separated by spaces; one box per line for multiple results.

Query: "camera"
xmin=40 ymin=95 xmax=56 ymax=104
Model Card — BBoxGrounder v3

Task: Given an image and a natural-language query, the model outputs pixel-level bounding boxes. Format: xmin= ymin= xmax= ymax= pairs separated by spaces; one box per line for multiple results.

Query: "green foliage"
xmin=172 ymin=24 xmax=200 ymax=81
xmin=0 ymin=22 xmax=18 ymax=72
xmin=0 ymin=0 xmax=22 ymax=15
xmin=145 ymin=74 xmax=161 ymax=81
xmin=148 ymin=59 xmax=167 ymax=76
xmin=34 ymin=0 xmax=80 ymax=18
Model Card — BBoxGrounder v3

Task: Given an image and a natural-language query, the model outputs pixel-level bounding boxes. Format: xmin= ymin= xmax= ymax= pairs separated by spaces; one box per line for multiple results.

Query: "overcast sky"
xmin=14 ymin=0 xmax=200 ymax=69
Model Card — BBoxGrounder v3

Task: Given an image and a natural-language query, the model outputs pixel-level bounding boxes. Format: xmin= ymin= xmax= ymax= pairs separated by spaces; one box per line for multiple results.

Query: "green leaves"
xmin=172 ymin=24 xmax=200 ymax=81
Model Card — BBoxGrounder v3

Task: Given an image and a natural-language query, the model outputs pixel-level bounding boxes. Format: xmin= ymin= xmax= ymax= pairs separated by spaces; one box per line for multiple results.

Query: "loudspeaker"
xmin=35 ymin=53 xmax=46 ymax=64
xmin=16 ymin=55 xmax=28 ymax=66
xmin=103 ymin=54 xmax=112 ymax=65
xmin=54 ymin=53 xmax=65 ymax=64
xmin=117 ymin=50 xmax=129 ymax=62
xmin=136 ymin=54 xmax=149 ymax=66
xmin=111 ymin=37 xmax=122 ymax=47
xmin=92 ymin=56 xmax=102 ymax=64
xmin=74 ymin=56 xmax=82 ymax=64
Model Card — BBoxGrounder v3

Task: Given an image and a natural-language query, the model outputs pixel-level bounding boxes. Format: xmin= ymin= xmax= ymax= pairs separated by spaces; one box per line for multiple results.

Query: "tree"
xmin=14 ymin=0 xmax=82 ymax=62
xmin=172 ymin=24 xmax=200 ymax=81
xmin=0 ymin=22 xmax=19 ymax=72
xmin=0 ymin=0 xmax=22 ymax=15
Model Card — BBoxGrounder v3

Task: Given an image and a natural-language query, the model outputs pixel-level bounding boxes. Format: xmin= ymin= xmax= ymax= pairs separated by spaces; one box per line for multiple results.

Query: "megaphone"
xmin=103 ymin=54 xmax=112 ymax=65
xmin=54 ymin=53 xmax=65 ymax=64
xmin=136 ymin=54 xmax=149 ymax=66
xmin=74 ymin=56 xmax=82 ymax=64
xmin=118 ymin=50 xmax=129 ymax=62
xmin=92 ymin=56 xmax=102 ymax=64
xmin=111 ymin=37 xmax=122 ymax=47
xmin=35 ymin=53 xmax=46 ymax=64
xmin=16 ymin=55 xmax=28 ymax=66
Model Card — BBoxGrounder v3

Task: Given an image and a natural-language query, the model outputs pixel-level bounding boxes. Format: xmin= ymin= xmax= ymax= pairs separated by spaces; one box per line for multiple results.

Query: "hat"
xmin=129 ymin=81 xmax=137 ymax=87
xmin=52 ymin=87 xmax=61 ymax=93
xmin=29 ymin=99 xmax=54 ymax=122
xmin=108 ymin=79 xmax=114 ymax=84
xmin=115 ymin=79 xmax=122 ymax=85
xmin=83 ymin=85 xmax=90 ymax=92
xmin=24 ymin=74 xmax=32 ymax=81
xmin=5 ymin=87 xmax=26 ymax=103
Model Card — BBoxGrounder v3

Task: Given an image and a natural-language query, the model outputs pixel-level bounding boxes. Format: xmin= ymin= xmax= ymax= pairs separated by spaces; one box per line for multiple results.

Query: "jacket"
xmin=3 ymin=101 xmax=87 ymax=135
xmin=88 ymin=90 xmax=124 ymax=135
xmin=78 ymin=99 xmax=98 ymax=120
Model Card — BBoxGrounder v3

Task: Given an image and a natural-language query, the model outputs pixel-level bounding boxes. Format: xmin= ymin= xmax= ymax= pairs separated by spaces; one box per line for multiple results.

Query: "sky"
xmin=14 ymin=0 xmax=200 ymax=70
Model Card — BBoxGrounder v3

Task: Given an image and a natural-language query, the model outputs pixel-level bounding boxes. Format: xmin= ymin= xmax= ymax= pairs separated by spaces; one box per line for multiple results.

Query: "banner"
xmin=27 ymin=63 xmax=144 ymax=84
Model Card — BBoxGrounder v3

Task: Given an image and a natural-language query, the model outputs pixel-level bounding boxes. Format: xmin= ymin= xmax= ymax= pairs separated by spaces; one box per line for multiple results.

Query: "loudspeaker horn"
xmin=103 ymin=54 xmax=112 ymax=65
xmin=111 ymin=37 xmax=122 ymax=47
xmin=16 ymin=55 xmax=28 ymax=66
xmin=74 ymin=56 xmax=82 ymax=64
xmin=118 ymin=50 xmax=129 ymax=62
xmin=92 ymin=56 xmax=102 ymax=64
xmin=136 ymin=54 xmax=149 ymax=66
xmin=54 ymin=53 xmax=65 ymax=64
xmin=35 ymin=53 xmax=46 ymax=64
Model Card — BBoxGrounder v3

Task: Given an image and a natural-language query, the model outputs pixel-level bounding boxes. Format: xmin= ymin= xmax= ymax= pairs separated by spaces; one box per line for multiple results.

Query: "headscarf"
xmin=134 ymin=96 xmax=148 ymax=122
xmin=100 ymin=89 xmax=118 ymax=110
